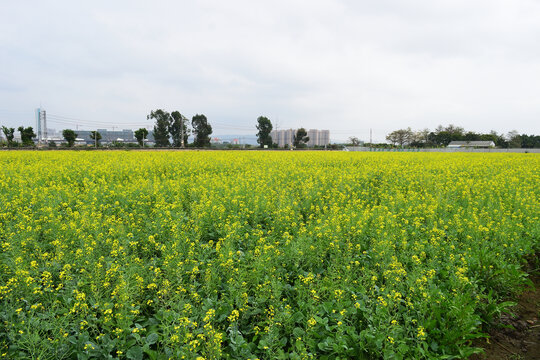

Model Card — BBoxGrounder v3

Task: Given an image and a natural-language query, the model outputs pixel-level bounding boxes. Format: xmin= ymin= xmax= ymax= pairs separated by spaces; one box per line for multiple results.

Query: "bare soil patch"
xmin=472 ymin=273 xmax=540 ymax=360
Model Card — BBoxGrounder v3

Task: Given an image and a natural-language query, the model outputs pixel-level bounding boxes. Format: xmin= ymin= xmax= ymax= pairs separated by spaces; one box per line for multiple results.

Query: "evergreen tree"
xmin=134 ymin=128 xmax=149 ymax=147
xmin=148 ymin=109 xmax=171 ymax=147
xmin=89 ymin=131 xmax=102 ymax=147
xmin=18 ymin=126 xmax=36 ymax=146
xmin=256 ymin=116 xmax=273 ymax=148
xmin=62 ymin=129 xmax=77 ymax=147
xmin=293 ymin=128 xmax=309 ymax=148
xmin=169 ymin=111 xmax=190 ymax=147
xmin=2 ymin=126 xmax=15 ymax=147
xmin=192 ymin=114 xmax=212 ymax=147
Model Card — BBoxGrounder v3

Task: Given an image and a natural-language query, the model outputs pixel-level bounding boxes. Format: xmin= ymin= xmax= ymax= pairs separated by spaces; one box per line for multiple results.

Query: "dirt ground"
xmin=471 ymin=273 xmax=540 ymax=360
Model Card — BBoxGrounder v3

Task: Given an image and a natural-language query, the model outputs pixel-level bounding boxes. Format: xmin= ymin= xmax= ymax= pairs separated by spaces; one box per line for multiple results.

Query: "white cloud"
xmin=1 ymin=0 xmax=539 ymax=142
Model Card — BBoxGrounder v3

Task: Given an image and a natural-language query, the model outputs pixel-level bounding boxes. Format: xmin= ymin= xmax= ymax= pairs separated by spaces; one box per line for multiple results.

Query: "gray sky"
xmin=1 ymin=0 xmax=539 ymax=142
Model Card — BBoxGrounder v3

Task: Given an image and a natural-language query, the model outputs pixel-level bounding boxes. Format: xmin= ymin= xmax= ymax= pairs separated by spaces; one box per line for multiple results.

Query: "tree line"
xmin=1 ymin=112 xmax=312 ymax=149
xmin=1 ymin=126 xmax=36 ymax=147
xmin=148 ymin=111 xmax=310 ymax=149
xmin=1 ymin=126 xmax=109 ymax=148
xmin=384 ymin=125 xmax=540 ymax=148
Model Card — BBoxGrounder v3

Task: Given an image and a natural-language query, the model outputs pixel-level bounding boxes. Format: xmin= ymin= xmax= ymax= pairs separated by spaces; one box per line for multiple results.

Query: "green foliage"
xmin=386 ymin=124 xmax=525 ymax=148
xmin=148 ymin=109 xmax=171 ymax=147
xmin=62 ymin=129 xmax=77 ymax=147
xmin=89 ymin=131 xmax=102 ymax=146
xmin=17 ymin=126 xmax=36 ymax=147
xmin=169 ymin=112 xmax=190 ymax=148
xmin=134 ymin=128 xmax=149 ymax=147
xmin=192 ymin=114 xmax=212 ymax=147
xmin=110 ymin=141 xmax=127 ymax=148
xmin=519 ymin=134 xmax=540 ymax=148
xmin=256 ymin=116 xmax=273 ymax=148
xmin=1 ymin=126 xmax=15 ymax=147
xmin=293 ymin=128 xmax=309 ymax=148
xmin=386 ymin=128 xmax=414 ymax=147
xmin=348 ymin=137 xmax=361 ymax=146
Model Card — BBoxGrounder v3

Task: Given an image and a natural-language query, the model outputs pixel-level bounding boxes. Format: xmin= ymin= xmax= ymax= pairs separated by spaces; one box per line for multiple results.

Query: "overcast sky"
xmin=1 ymin=0 xmax=539 ymax=142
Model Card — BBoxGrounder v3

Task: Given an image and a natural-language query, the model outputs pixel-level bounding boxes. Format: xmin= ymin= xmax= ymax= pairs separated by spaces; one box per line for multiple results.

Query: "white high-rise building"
xmin=35 ymin=108 xmax=47 ymax=143
xmin=271 ymin=129 xmax=330 ymax=147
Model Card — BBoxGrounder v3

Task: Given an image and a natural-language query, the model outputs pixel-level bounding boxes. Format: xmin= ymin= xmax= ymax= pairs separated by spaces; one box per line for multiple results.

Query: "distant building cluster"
xmin=307 ymin=129 xmax=330 ymax=147
xmin=41 ymin=128 xmax=155 ymax=145
xmin=76 ymin=129 xmax=151 ymax=144
xmin=271 ymin=129 xmax=330 ymax=147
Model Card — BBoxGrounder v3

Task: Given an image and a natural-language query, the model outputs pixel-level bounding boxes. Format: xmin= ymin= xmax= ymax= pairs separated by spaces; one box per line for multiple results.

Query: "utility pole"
xmin=181 ymin=115 xmax=185 ymax=148
xmin=272 ymin=116 xmax=279 ymax=148
xmin=274 ymin=117 xmax=279 ymax=148
xmin=42 ymin=110 xmax=47 ymax=144
xmin=36 ymin=108 xmax=41 ymax=146
xmin=180 ymin=115 xmax=184 ymax=148
xmin=370 ymin=128 xmax=373 ymax=150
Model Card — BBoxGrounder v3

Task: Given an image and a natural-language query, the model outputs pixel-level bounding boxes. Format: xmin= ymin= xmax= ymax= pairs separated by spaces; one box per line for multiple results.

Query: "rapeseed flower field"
xmin=0 ymin=151 xmax=538 ymax=359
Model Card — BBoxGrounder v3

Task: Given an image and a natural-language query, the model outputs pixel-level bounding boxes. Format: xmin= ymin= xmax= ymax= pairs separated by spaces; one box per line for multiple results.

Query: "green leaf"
xmin=398 ymin=343 xmax=409 ymax=354
xmin=290 ymin=351 xmax=301 ymax=360
xmin=126 ymin=345 xmax=143 ymax=360
xmin=293 ymin=327 xmax=305 ymax=338
xmin=144 ymin=348 xmax=158 ymax=360
xmin=318 ymin=339 xmax=333 ymax=352
xmin=292 ymin=311 xmax=304 ymax=322
xmin=146 ymin=333 xmax=159 ymax=345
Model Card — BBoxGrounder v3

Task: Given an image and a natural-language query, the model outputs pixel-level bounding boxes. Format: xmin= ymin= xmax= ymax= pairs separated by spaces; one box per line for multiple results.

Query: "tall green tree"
xmin=293 ymin=128 xmax=309 ymax=148
xmin=62 ymin=129 xmax=77 ymax=147
xmin=506 ymin=130 xmax=521 ymax=148
xmin=192 ymin=114 xmax=212 ymax=147
xmin=170 ymin=111 xmax=190 ymax=148
xmin=18 ymin=126 xmax=36 ymax=146
xmin=348 ymin=136 xmax=360 ymax=146
xmin=134 ymin=128 xmax=149 ymax=147
xmin=487 ymin=131 xmax=507 ymax=148
xmin=148 ymin=109 xmax=171 ymax=147
xmin=256 ymin=116 xmax=273 ymax=148
xmin=89 ymin=131 xmax=102 ymax=147
xmin=386 ymin=128 xmax=414 ymax=147
xmin=428 ymin=124 xmax=465 ymax=146
xmin=2 ymin=126 xmax=15 ymax=147
xmin=463 ymin=131 xmax=481 ymax=141
xmin=520 ymin=134 xmax=540 ymax=148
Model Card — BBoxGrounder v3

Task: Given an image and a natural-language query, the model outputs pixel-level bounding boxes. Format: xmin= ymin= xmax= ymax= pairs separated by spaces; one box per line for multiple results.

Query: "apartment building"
xmin=271 ymin=129 xmax=330 ymax=147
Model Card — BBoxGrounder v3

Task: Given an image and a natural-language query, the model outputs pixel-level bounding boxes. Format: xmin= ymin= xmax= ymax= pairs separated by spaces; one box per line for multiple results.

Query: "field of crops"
xmin=0 ymin=151 xmax=538 ymax=359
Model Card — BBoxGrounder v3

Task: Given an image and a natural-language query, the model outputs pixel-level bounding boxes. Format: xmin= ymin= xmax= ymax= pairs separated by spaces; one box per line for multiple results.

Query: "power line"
xmin=210 ymin=120 xmax=254 ymax=129
xmin=4 ymin=109 xmax=378 ymax=137
xmin=47 ymin=113 xmax=114 ymax=124
xmin=45 ymin=117 xmax=255 ymax=133
xmin=47 ymin=114 xmax=150 ymax=128
xmin=47 ymin=116 xmax=146 ymax=126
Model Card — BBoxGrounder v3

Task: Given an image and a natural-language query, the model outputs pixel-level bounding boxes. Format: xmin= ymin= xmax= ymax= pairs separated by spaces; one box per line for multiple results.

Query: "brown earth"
xmin=471 ymin=273 xmax=540 ymax=360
